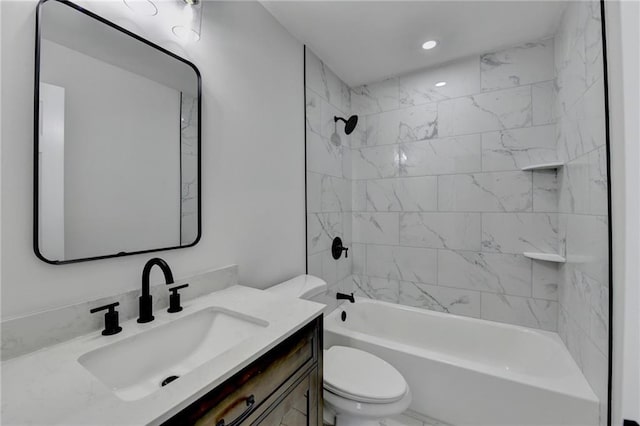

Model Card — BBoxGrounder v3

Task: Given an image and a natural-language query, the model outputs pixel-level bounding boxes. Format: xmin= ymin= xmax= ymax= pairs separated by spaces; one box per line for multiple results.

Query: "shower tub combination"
xmin=324 ymin=298 xmax=599 ymax=426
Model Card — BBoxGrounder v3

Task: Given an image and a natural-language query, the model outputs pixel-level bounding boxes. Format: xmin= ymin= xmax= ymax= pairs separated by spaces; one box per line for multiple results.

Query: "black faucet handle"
xmin=90 ymin=301 xmax=119 ymax=314
xmin=90 ymin=302 xmax=122 ymax=336
xmin=168 ymin=283 xmax=189 ymax=313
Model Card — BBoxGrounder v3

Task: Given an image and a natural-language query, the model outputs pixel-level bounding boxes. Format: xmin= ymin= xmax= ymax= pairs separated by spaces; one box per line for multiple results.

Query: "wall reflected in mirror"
xmin=36 ymin=0 xmax=200 ymax=263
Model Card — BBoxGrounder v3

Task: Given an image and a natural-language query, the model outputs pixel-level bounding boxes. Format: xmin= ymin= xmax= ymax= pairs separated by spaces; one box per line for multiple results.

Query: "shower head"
xmin=334 ymin=115 xmax=359 ymax=135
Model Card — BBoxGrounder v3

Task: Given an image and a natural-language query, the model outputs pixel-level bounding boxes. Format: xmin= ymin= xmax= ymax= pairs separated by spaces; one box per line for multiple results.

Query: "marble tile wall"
xmin=554 ymin=1 xmax=609 ymax=424
xmin=305 ymin=48 xmax=354 ymax=300
xmin=348 ymin=38 xmax=561 ymax=331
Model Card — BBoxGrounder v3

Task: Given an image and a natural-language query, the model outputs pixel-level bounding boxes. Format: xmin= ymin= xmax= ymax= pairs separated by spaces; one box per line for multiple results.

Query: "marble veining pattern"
xmin=438 ymin=85 xmax=533 ymax=137
xmin=480 ymin=39 xmax=554 ymax=90
xmin=305 ymin=48 xmax=353 ymax=289
xmin=437 ymin=171 xmax=533 ymax=212
xmin=554 ymin=2 xmax=609 ymax=422
xmin=308 ymin=37 xmax=604 ymax=335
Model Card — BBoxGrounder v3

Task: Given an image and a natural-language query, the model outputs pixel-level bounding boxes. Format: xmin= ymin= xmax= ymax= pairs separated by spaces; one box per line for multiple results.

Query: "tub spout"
xmin=337 ymin=292 xmax=355 ymax=303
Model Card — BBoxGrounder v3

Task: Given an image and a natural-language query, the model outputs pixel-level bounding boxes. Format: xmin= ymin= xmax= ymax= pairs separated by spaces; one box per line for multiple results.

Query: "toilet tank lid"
xmin=267 ymin=275 xmax=327 ymax=299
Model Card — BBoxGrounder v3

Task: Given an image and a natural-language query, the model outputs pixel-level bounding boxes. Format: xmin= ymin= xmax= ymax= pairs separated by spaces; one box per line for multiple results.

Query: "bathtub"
xmin=324 ymin=298 xmax=599 ymax=426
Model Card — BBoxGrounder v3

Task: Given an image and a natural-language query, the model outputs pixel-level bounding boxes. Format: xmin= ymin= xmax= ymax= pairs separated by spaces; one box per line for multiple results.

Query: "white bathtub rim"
xmin=325 ymin=299 xmax=598 ymax=404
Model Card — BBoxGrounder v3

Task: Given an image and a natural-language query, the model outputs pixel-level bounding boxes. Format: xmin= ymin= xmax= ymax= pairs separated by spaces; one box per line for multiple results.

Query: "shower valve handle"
xmin=332 ymin=237 xmax=349 ymax=260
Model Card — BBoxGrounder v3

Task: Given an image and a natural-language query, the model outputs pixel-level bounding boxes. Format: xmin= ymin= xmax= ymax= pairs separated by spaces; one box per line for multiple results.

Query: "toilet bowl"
xmin=323 ymin=345 xmax=412 ymax=426
xmin=267 ymin=275 xmax=412 ymax=426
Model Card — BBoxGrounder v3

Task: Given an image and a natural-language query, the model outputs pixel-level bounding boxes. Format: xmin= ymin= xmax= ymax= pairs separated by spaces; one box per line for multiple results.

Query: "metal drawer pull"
xmin=216 ymin=395 xmax=256 ymax=426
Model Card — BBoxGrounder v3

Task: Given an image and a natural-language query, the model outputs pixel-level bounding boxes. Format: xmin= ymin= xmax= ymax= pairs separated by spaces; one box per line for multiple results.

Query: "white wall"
xmin=41 ymin=39 xmax=181 ymax=260
xmin=0 ymin=0 xmax=305 ymax=319
xmin=607 ymin=0 xmax=640 ymax=424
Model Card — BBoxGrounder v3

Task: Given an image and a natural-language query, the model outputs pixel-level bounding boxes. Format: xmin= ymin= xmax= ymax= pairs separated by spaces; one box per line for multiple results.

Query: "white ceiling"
xmin=262 ymin=1 xmax=566 ymax=87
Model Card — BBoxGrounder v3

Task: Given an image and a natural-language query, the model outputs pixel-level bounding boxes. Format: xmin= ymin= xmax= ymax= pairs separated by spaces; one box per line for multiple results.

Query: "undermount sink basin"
xmin=78 ymin=307 xmax=268 ymax=401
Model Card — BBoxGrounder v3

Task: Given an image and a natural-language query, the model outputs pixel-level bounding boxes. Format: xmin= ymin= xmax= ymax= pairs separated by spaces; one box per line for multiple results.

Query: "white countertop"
xmin=1 ymin=286 xmax=325 ymax=425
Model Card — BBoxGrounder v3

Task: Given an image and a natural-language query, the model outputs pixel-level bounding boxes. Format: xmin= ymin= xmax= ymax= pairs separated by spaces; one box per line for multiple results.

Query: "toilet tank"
xmin=267 ymin=275 xmax=327 ymax=300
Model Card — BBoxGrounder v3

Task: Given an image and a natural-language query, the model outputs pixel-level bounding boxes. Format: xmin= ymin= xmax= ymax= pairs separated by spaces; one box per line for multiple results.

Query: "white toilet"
xmin=267 ymin=275 xmax=412 ymax=426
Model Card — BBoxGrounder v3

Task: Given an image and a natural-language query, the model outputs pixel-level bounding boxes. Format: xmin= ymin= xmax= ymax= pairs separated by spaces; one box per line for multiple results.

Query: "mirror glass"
xmin=36 ymin=0 xmax=200 ymax=264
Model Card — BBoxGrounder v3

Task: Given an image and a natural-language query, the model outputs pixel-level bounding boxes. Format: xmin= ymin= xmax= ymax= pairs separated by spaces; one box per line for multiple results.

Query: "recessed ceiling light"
xmin=422 ymin=40 xmax=438 ymax=50
xmin=123 ymin=0 xmax=158 ymax=16
xmin=435 ymin=81 xmax=447 ymax=87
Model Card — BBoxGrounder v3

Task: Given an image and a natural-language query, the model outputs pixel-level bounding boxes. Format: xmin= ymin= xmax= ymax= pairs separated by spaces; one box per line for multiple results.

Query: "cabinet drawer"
xmin=165 ymin=317 xmax=320 ymax=426
xmin=252 ymin=374 xmax=310 ymax=426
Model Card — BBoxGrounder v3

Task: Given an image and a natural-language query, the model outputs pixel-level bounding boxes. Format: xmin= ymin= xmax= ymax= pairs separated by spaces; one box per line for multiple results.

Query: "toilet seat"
xmin=323 ymin=346 xmax=407 ymax=404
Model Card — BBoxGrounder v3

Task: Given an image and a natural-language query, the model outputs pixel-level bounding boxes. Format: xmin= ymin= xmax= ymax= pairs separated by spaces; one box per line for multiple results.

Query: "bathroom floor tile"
xmin=379 ymin=413 xmax=423 ymax=426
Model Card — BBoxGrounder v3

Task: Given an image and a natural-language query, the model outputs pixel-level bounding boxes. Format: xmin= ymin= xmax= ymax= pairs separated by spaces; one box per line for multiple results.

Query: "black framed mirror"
xmin=34 ymin=0 xmax=201 ymax=264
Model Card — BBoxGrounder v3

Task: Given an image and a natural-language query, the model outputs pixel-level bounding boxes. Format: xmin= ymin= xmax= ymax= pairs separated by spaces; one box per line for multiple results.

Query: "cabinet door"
xmin=253 ymin=375 xmax=311 ymax=426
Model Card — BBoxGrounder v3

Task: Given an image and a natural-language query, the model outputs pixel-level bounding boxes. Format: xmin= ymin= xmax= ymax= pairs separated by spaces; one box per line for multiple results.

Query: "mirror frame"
xmin=33 ymin=0 xmax=202 ymax=264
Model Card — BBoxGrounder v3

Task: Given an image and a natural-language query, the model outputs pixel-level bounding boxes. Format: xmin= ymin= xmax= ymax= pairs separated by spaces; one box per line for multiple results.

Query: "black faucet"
xmin=336 ymin=292 xmax=355 ymax=303
xmin=138 ymin=258 xmax=174 ymax=323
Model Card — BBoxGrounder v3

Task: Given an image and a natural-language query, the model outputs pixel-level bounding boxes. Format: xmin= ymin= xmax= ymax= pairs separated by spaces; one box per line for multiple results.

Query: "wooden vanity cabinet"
xmin=164 ymin=315 xmax=323 ymax=426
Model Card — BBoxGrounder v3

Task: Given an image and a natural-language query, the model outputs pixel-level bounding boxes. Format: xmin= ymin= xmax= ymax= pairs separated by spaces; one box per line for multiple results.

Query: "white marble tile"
xmin=533 ymin=170 xmax=558 ymax=212
xmin=366 ymin=177 xmax=437 ymax=212
xmin=438 ymin=86 xmax=532 ymax=136
xmin=352 ymin=212 xmax=399 ymax=245
xmin=588 ymin=145 xmax=608 ymax=216
xmin=481 ymin=213 xmax=558 ymax=254
xmin=305 ymin=48 xmax=350 ymax=114
xmin=351 ymin=243 xmax=366 ymax=275
xmin=438 ymin=250 xmax=532 ymax=297
xmin=558 ymin=305 xmax=585 ymax=368
xmin=353 ymin=275 xmax=400 ymax=303
xmin=584 ymin=0 xmax=604 ymax=87
xmin=399 ymin=281 xmax=481 ymax=319
xmin=352 ymin=145 xmax=399 ymax=180
xmin=307 ymin=251 xmax=323 ymax=278
xmin=342 ymin=212 xmax=353 ymax=245
xmin=343 ymin=146 xmax=352 ymax=180
xmin=589 ymin=287 xmax=608 ymax=355
xmin=399 ymin=56 xmax=480 ymax=106
xmin=321 ymin=248 xmax=339 ymax=286
xmin=306 ymin=172 xmax=321 ymax=213
xmin=307 ymin=173 xmax=349 ymax=213
xmin=305 ymin=48 xmax=325 ymax=100
xmin=350 ymin=118 xmax=367 ymax=149
xmin=305 ymin=88 xmax=321 ymax=136
xmin=558 ymin=153 xmax=590 ymax=214
xmin=365 ymin=245 xmax=437 ymax=284
xmin=481 ymin=293 xmax=558 ymax=331
xmin=564 ymin=214 xmax=608 ymax=288
xmin=481 ymin=125 xmax=557 ymax=172
xmin=556 ymin=78 xmax=605 ymax=163
xmin=532 ymin=81 xmax=556 ymax=125
xmin=320 ymin=98 xmax=344 ymax=142
xmin=560 ymin=263 xmax=595 ymax=331
xmin=399 ymin=134 xmax=482 ymax=176
xmin=555 ymin=26 xmax=587 ymax=116
xmin=352 ymin=180 xmax=367 ymax=212
xmin=481 ymin=39 xmax=555 ymax=90
xmin=400 ymin=212 xmax=481 ymax=251
xmin=365 ymin=103 xmax=438 ymax=146
xmin=307 ymin=212 xmax=342 ymax=254
xmin=307 ymin=131 xmax=343 ymax=178
xmin=532 ymin=261 xmax=559 ymax=301
xmin=351 ymin=78 xmax=400 ymax=115
xmin=580 ymin=325 xmax=609 ymax=406
xmin=438 ymin=171 xmax=532 ymax=212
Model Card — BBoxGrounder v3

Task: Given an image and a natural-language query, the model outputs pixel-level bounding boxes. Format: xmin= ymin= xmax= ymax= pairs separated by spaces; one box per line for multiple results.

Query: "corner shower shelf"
xmin=521 ymin=161 xmax=564 ymax=171
xmin=523 ymin=252 xmax=566 ymax=263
